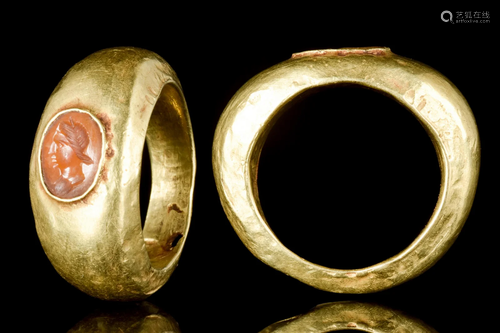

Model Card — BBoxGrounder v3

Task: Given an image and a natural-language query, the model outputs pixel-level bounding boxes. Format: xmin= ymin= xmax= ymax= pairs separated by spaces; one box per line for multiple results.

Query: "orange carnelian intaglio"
xmin=40 ymin=110 xmax=103 ymax=200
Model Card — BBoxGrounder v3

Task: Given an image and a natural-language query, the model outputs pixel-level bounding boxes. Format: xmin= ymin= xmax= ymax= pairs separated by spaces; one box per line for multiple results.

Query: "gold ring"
xmin=212 ymin=47 xmax=480 ymax=293
xmin=29 ymin=47 xmax=196 ymax=300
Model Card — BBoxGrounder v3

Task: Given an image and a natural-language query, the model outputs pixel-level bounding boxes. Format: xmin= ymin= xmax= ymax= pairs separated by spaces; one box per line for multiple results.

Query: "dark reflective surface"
xmin=14 ymin=8 xmax=496 ymax=333
xmin=260 ymin=301 xmax=438 ymax=332
xmin=68 ymin=302 xmax=180 ymax=332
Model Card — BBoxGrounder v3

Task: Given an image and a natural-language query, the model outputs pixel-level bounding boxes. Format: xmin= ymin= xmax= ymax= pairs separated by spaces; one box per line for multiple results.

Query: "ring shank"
xmin=144 ymin=82 xmax=195 ymax=269
xmin=213 ymin=48 xmax=480 ymax=293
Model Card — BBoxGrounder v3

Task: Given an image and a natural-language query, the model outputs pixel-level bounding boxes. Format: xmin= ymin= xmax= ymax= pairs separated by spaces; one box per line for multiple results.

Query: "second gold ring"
xmin=212 ymin=47 xmax=480 ymax=293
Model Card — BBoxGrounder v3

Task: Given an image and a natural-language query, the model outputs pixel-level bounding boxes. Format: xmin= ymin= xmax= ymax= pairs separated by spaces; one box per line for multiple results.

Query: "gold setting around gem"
xmin=38 ymin=108 xmax=106 ymax=202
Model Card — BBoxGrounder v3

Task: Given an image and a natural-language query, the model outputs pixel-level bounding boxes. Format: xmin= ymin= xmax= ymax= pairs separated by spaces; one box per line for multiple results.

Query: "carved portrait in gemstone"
xmin=40 ymin=110 xmax=104 ymax=200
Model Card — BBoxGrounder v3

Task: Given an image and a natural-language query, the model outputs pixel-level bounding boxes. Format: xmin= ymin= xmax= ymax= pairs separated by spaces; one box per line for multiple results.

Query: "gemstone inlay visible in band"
xmin=40 ymin=110 xmax=103 ymax=200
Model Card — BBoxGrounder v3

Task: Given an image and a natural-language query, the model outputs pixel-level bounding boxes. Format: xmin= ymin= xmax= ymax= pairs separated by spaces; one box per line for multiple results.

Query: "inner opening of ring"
xmin=256 ymin=84 xmax=441 ymax=269
xmin=140 ymin=82 xmax=194 ymax=270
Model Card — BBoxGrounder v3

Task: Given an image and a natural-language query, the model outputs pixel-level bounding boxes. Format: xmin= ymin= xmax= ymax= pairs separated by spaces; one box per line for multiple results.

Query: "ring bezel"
xmin=38 ymin=108 xmax=106 ymax=202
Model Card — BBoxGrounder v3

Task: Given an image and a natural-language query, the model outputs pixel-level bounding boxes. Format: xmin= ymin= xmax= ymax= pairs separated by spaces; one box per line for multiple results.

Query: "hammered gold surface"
xmin=29 ymin=47 xmax=196 ymax=300
xmin=212 ymin=47 xmax=480 ymax=293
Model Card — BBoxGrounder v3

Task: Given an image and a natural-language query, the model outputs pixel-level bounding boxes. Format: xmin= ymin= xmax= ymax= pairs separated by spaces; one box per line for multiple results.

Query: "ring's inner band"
xmin=142 ymin=82 xmax=194 ymax=270
xmin=252 ymin=83 xmax=441 ymax=269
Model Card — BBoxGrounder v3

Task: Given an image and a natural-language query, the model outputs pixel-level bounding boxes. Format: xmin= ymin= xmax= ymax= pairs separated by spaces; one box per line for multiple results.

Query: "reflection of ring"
xmin=213 ymin=47 xmax=479 ymax=293
xmin=68 ymin=302 xmax=181 ymax=332
xmin=260 ymin=301 xmax=437 ymax=332
xmin=29 ymin=47 xmax=196 ymax=300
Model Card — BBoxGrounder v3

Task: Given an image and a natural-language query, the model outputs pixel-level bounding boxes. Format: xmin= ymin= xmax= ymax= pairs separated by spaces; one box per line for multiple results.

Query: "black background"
xmin=10 ymin=7 xmax=497 ymax=332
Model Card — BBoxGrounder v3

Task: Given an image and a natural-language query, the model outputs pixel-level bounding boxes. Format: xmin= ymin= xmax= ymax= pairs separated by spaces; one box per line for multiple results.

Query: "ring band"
xmin=29 ymin=47 xmax=196 ymax=300
xmin=213 ymin=47 xmax=480 ymax=293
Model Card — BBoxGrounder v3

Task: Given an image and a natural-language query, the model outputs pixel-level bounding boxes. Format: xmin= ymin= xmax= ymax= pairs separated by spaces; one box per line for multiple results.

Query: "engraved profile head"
xmin=53 ymin=116 xmax=93 ymax=165
xmin=40 ymin=110 xmax=104 ymax=201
